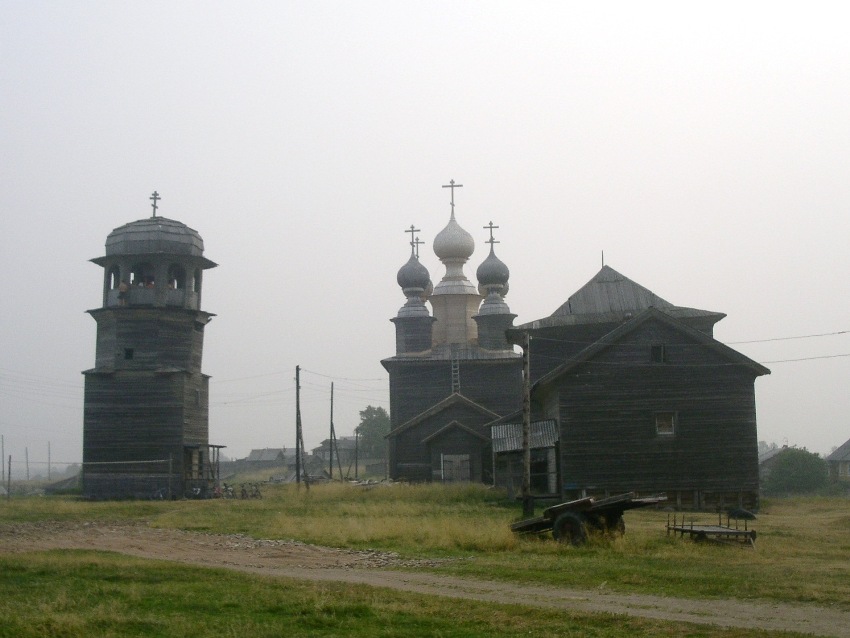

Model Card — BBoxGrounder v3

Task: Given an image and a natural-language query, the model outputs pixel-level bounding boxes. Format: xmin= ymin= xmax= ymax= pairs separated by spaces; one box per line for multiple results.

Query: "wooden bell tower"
xmin=82 ymin=194 xmax=220 ymax=499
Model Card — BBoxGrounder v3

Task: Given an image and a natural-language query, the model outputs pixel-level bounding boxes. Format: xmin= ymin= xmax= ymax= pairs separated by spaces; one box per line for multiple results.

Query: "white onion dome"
xmin=476 ymin=245 xmax=510 ymax=289
xmin=397 ymin=254 xmax=431 ymax=291
xmin=433 ymin=213 xmax=475 ymax=261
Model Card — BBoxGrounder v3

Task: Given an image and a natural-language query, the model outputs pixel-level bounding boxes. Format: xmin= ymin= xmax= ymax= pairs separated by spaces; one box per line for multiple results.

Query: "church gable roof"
xmin=534 ymin=307 xmax=770 ymax=392
xmin=387 ymin=393 xmax=501 ymax=438
xmin=553 ymin=265 xmax=673 ymax=316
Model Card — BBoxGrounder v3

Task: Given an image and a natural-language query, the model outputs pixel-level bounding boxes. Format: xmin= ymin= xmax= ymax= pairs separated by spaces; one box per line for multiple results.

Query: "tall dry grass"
xmin=3 ymin=482 xmax=849 ymax=605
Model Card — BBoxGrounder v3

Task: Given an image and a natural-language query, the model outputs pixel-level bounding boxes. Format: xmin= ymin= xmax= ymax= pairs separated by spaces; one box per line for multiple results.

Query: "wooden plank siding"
xmin=389 ymin=398 xmax=496 ymax=481
xmin=83 ymin=308 xmax=211 ymax=499
xmin=386 ymin=359 xmax=520 ymax=429
xmin=384 ymin=357 xmax=521 ymax=481
xmin=535 ymin=316 xmax=762 ymax=508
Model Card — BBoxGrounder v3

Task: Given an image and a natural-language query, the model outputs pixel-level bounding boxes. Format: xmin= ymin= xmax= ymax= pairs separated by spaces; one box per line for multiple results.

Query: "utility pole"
xmin=295 ymin=366 xmax=309 ymax=490
xmin=1 ymin=435 xmax=4 ymax=481
xmin=295 ymin=366 xmax=302 ymax=487
xmin=328 ymin=382 xmax=334 ymax=479
xmin=25 ymin=447 xmax=29 ymax=481
xmin=522 ymin=332 xmax=533 ymax=517
xmin=328 ymin=383 xmax=343 ymax=480
xmin=48 ymin=441 xmax=51 ymax=481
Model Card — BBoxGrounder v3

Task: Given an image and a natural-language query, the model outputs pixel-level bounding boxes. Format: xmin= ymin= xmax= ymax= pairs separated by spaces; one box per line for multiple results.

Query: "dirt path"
xmin=2 ymin=521 xmax=848 ymax=637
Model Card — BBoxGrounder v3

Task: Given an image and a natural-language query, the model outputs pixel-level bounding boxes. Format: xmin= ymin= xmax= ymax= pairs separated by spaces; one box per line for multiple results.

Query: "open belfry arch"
xmin=82 ymin=193 xmax=223 ymax=499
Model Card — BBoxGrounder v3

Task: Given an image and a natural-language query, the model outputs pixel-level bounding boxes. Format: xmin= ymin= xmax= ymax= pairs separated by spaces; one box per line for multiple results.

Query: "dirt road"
xmin=2 ymin=521 xmax=848 ymax=637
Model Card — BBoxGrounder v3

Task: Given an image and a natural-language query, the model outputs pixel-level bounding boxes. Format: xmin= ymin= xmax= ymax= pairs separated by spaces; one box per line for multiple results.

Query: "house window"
xmin=655 ymin=411 xmax=676 ymax=435
xmin=651 ymin=344 xmax=667 ymax=363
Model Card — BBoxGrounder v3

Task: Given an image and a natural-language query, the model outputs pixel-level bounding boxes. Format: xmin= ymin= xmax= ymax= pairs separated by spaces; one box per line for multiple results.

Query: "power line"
xmin=300 ymin=368 xmax=386 ymax=383
xmin=762 ymin=353 xmax=850 ymax=364
xmin=727 ymin=330 xmax=849 ymax=344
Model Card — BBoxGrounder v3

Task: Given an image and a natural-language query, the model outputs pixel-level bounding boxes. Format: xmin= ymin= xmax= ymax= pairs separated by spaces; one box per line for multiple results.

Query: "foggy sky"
xmin=1 ymin=1 xmax=848 ymax=472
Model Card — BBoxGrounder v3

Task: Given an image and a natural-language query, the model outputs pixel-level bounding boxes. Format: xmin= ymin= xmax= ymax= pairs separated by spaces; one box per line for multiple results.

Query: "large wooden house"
xmin=507 ymin=267 xmax=770 ymax=509
xmin=382 ymin=188 xmax=769 ymax=509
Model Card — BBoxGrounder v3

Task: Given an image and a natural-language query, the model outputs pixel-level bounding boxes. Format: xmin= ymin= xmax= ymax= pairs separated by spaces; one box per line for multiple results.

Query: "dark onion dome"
xmin=476 ymin=245 xmax=510 ymax=289
xmin=433 ymin=213 xmax=475 ymax=261
xmin=397 ymin=253 xmax=431 ymax=291
xmin=105 ymin=217 xmax=206 ymax=257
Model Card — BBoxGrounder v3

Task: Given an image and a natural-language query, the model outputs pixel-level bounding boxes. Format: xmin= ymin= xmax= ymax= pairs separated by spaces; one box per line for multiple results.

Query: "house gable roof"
xmin=827 ymin=438 xmax=850 ymax=462
xmin=421 ymin=420 xmax=490 ymax=445
xmin=513 ymin=265 xmax=725 ymax=331
xmin=534 ymin=307 xmax=770 ymax=393
xmin=246 ymin=448 xmax=287 ymax=462
xmin=387 ymin=392 xmax=501 ymax=439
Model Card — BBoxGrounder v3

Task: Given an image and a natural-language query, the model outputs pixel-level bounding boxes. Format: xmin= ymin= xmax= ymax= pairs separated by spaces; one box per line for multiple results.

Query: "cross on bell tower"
xmin=150 ymin=191 xmax=161 ymax=217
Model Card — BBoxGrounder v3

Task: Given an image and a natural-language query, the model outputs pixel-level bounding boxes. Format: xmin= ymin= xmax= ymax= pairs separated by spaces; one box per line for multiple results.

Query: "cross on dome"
xmin=484 ymin=221 xmax=500 ymax=246
xmin=405 ymin=225 xmax=422 ymax=257
xmin=150 ymin=191 xmax=161 ymax=217
xmin=441 ymin=179 xmax=463 ymax=218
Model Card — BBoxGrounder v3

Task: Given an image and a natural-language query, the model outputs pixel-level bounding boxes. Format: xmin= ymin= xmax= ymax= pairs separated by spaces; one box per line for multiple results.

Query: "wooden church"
xmin=382 ymin=183 xmax=522 ymax=483
xmin=82 ymin=195 xmax=223 ymax=499
xmin=384 ymin=184 xmax=769 ymax=509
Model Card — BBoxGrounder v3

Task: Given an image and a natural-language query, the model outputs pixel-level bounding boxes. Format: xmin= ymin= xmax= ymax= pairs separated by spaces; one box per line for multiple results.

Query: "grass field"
xmin=1 ymin=484 xmax=848 ymax=637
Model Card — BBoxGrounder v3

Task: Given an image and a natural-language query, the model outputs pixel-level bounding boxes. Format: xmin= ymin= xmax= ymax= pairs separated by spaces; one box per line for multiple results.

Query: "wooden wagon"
xmin=666 ymin=510 xmax=757 ymax=547
xmin=511 ymin=492 xmax=667 ymax=545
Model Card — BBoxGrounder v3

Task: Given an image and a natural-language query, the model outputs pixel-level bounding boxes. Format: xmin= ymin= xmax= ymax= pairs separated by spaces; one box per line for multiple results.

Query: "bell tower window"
xmin=168 ymin=264 xmax=186 ymax=290
xmin=131 ymin=262 xmax=156 ymax=287
xmin=107 ymin=265 xmax=121 ymax=289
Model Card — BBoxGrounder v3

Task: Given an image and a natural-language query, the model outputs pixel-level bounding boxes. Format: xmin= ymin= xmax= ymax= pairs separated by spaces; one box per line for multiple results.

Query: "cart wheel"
xmin=612 ymin=516 xmax=626 ymax=536
xmin=552 ymin=512 xmax=587 ymax=545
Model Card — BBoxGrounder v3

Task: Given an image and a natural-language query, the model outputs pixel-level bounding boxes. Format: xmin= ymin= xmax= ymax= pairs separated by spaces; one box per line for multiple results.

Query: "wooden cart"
xmin=666 ymin=511 xmax=757 ymax=547
xmin=511 ymin=492 xmax=667 ymax=545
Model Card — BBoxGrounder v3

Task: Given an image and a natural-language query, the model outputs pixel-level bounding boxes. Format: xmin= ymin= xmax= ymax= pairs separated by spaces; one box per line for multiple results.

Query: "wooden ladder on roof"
xmin=451 ymin=346 xmax=461 ymax=394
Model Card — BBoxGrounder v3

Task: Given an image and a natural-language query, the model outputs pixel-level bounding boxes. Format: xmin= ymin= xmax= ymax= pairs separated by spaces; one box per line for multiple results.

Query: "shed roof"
xmin=491 ymin=420 xmax=558 ymax=453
